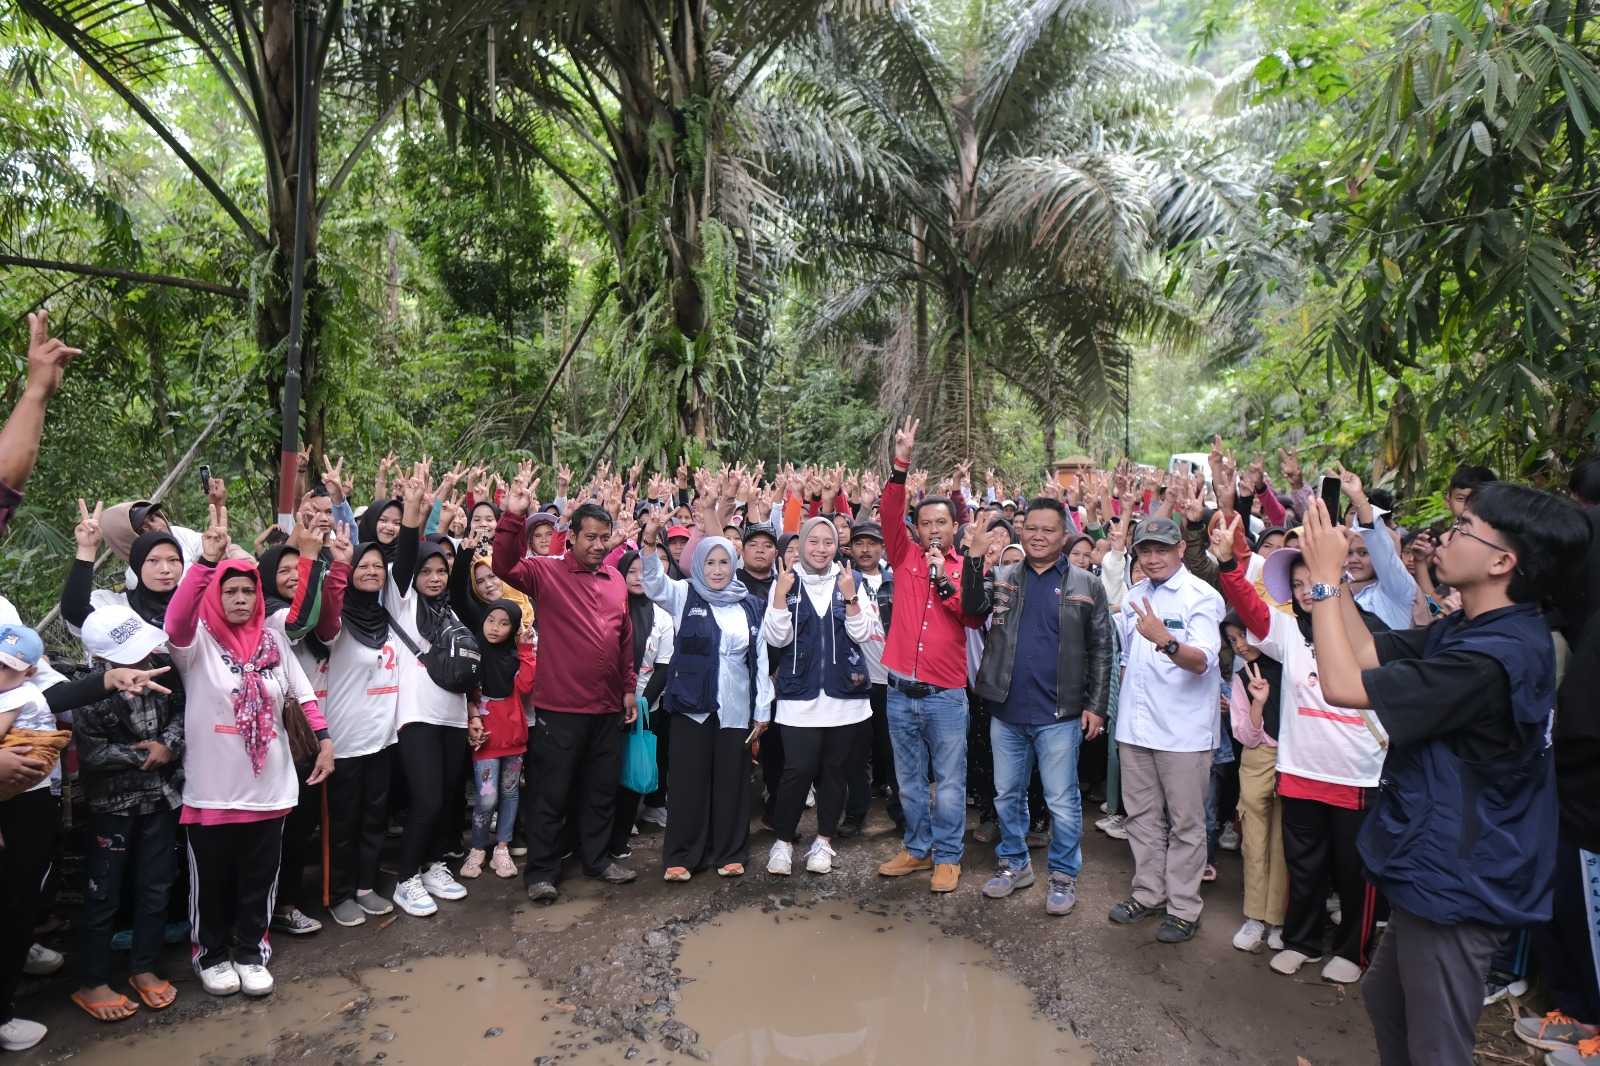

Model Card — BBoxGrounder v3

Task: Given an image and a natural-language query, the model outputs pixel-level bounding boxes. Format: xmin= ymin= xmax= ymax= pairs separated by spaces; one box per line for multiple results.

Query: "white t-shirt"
xmin=1249 ymin=608 xmax=1384 ymax=788
xmin=308 ymin=628 xmax=400 ymax=759
xmin=0 ymin=682 xmax=59 ymax=791
xmin=386 ymin=576 xmax=469 ymax=731
xmin=857 ymin=571 xmax=889 ymax=685
xmin=635 ymin=603 xmax=676 ymax=702
xmin=170 ymin=622 xmax=316 ymax=812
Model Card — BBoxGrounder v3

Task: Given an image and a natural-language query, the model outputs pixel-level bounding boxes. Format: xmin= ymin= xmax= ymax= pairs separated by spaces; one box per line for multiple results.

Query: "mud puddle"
xmin=674 ymin=901 xmax=1093 ymax=1064
xmin=66 ymin=954 xmax=665 ymax=1065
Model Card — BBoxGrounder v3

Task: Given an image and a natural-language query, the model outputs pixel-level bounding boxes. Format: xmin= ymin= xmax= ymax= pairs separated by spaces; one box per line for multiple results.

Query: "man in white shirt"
xmin=1107 ymin=517 xmax=1224 ymax=944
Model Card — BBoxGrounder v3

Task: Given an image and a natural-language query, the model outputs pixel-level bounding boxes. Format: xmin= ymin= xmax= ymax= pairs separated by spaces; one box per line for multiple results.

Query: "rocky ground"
xmin=16 ymin=805 xmax=1543 ymax=1065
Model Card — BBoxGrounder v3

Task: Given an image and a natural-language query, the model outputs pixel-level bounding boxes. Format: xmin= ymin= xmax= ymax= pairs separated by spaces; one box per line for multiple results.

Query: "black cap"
xmin=742 ymin=522 xmax=778 ymax=545
xmin=849 ymin=521 xmax=884 ymax=543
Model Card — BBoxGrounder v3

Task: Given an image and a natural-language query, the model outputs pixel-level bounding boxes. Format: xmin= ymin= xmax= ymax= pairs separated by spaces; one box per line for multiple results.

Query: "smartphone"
xmin=1318 ymin=475 xmax=1342 ymax=519
xmin=197 ymin=464 xmax=212 ymax=498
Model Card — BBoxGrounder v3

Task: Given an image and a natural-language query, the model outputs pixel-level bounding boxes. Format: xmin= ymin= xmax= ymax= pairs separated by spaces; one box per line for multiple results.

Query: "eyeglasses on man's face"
xmin=1444 ymin=519 xmax=1511 ymax=554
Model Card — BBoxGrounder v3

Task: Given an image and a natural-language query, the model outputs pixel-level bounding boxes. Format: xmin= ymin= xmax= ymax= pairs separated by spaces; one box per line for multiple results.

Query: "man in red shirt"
xmin=493 ymin=476 xmax=638 ymax=904
xmin=875 ymin=417 xmax=981 ymax=893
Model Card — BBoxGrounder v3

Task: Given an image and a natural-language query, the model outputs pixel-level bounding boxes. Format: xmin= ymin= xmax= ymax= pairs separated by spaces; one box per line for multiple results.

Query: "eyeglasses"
xmin=1444 ymin=519 xmax=1511 ymax=554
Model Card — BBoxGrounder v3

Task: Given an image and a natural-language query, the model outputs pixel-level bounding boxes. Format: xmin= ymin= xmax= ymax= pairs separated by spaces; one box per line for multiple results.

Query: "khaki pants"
xmin=1237 ymin=744 xmax=1287 ymax=925
xmin=1118 ymin=743 xmax=1210 ymax=922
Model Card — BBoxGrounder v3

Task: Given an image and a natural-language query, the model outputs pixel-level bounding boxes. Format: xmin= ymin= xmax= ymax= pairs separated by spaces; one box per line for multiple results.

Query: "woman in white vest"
xmin=163 ymin=504 xmax=332 ymax=999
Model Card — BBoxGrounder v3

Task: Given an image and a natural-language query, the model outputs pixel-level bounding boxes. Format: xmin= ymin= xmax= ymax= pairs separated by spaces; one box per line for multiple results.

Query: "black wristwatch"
xmin=1160 ymin=639 xmax=1180 ymax=656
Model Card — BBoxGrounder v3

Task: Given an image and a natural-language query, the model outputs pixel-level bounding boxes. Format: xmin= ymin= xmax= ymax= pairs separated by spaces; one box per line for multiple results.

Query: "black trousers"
xmin=523 ymin=709 xmax=624 ymax=885
xmin=327 ymin=751 xmax=391 ymax=903
xmin=1282 ymin=795 xmax=1378 ymax=965
xmin=968 ymin=692 xmax=997 ymax=820
xmin=759 ymin=720 xmax=786 ymax=822
xmin=772 ymin=723 xmax=854 ymax=842
xmin=1533 ymin=836 xmax=1600 ymax=1022
xmin=80 ymin=808 xmax=178 ymax=986
xmin=279 ymin=763 xmax=319 ymax=911
xmin=843 ymin=717 xmax=877 ymax=821
xmin=186 ymin=816 xmax=285 ymax=969
xmin=0 ymin=791 xmax=58 ymax=1022
xmin=396 ymin=723 xmax=469 ymax=876
xmin=663 ymin=713 xmax=753 ymax=871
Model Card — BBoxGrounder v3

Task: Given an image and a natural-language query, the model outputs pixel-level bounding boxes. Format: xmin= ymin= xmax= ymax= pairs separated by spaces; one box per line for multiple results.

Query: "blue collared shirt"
xmin=994 ymin=557 xmax=1070 ymax=727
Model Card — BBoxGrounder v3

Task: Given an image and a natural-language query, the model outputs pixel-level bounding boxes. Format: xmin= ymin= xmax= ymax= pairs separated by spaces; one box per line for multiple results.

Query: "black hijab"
xmin=412 ymin=539 xmax=454 ymax=644
xmin=341 ymin=543 xmax=390 ymax=650
xmin=257 ymin=544 xmax=299 ymax=615
xmin=358 ymin=498 xmax=403 ymax=563
xmin=478 ymin=598 xmax=523 ymax=700
xmin=616 ymin=550 xmax=653 ymax=671
xmin=127 ymin=530 xmax=181 ymax=625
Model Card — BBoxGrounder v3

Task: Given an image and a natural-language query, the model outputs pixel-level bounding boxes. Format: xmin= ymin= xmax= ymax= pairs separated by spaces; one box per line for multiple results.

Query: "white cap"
xmin=81 ymin=605 xmax=168 ymax=665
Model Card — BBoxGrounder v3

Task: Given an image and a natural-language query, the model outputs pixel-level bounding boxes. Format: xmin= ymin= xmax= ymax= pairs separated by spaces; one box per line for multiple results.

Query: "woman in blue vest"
xmin=638 ymin=514 xmax=772 ymax=881
xmin=761 ymin=516 xmax=882 ymax=876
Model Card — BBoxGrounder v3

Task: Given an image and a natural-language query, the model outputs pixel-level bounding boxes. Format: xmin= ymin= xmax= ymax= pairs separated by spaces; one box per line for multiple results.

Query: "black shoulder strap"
xmin=386 ymin=607 xmax=424 ymax=657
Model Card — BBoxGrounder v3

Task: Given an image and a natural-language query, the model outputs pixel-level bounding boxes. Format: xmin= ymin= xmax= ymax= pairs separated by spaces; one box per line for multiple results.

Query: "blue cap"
xmin=0 ymin=624 xmax=44 ymax=671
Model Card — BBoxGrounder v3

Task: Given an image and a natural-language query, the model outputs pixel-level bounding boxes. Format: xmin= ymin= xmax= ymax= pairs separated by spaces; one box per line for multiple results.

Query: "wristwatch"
xmin=1309 ymin=583 xmax=1342 ymax=602
xmin=1160 ymin=639 xmax=1180 ymax=656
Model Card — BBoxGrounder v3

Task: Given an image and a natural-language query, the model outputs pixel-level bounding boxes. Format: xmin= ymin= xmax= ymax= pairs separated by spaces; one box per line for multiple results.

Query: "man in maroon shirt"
xmin=493 ymin=475 xmax=638 ymax=903
xmin=876 ymin=417 xmax=981 ymax=893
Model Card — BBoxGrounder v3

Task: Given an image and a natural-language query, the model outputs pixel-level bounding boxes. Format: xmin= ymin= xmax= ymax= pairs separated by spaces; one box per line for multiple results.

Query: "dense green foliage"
xmin=2 ymin=0 xmax=1599 ymax=622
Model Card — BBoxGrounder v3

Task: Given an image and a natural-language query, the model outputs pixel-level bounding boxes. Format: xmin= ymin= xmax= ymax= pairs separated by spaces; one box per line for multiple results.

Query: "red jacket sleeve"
xmin=1259 ymin=481 xmax=1287 ymax=526
xmin=881 ymin=474 xmax=912 ymax=567
xmin=1218 ymin=548 xmax=1270 ymax=640
xmin=165 ymin=560 xmax=213 ymax=646
xmin=314 ymin=561 xmax=350 ymax=642
xmin=515 ymin=644 xmax=537 ymax=699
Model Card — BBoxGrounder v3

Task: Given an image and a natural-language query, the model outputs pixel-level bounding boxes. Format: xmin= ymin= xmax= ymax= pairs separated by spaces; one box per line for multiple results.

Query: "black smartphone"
xmin=1318 ymin=474 xmax=1342 ymax=519
xmin=197 ymin=464 xmax=212 ymax=499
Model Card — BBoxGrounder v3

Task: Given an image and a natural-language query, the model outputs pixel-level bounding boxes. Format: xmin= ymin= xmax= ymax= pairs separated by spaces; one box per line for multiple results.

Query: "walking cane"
xmin=320 ymin=781 xmax=331 ymax=909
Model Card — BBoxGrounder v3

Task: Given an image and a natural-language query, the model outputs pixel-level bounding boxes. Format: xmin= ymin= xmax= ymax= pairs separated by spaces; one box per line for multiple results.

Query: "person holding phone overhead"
xmin=637 ymin=509 xmax=772 ymax=881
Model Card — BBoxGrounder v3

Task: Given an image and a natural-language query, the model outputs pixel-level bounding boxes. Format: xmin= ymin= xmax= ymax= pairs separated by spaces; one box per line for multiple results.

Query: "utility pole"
xmin=276 ymin=0 xmax=320 ymax=528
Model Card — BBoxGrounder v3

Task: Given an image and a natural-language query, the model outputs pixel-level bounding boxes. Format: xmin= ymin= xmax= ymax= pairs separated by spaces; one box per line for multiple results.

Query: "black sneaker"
xmin=836 ymin=816 xmax=864 ymax=839
xmin=1108 ymin=897 xmax=1166 ymax=924
xmin=1156 ymin=914 xmax=1200 ymax=943
xmin=526 ymin=881 xmax=559 ymax=904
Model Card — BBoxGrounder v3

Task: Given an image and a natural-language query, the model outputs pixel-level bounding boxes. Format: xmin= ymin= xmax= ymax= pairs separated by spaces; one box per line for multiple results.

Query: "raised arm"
xmin=880 ymin=417 xmax=918 ymax=567
xmin=166 ymin=503 xmax=227 ymax=647
xmin=0 ymin=312 xmax=79 ymax=506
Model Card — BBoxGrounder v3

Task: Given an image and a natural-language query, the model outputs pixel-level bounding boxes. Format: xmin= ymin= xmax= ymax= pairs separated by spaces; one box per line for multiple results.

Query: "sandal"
xmin=663 ymin=867 xmax=692 ymax=882
xmin=71 ymin=989 xmax=139 ymax=1022
xmin=717 ymin=863 xmax=745 ymax=877
xmin=129 ymin=976 xmax=176 ymax=1010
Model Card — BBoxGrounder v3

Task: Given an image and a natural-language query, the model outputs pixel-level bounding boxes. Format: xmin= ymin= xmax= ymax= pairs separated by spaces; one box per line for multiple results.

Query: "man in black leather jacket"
xmin=961 ymin=498 xmax=1113 ymax=916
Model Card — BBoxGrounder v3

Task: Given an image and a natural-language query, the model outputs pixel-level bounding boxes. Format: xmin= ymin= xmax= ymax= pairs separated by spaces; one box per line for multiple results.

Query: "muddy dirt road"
xmin=12 ymin=808 xmax=1495 ymax=1065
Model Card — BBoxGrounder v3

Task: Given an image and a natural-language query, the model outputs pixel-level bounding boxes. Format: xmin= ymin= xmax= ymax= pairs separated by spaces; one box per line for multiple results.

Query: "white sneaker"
xmin=23 ymin=942 xmax=63 ymax=976
xmin=1267 ymin=925 xmax=1285 ymax=951
xmin=804 ymin=839 xmax=836 ymax=874
xmin=421 ymin=861 xmax=468 ymax=900
xmin=1232 ymin=918 xmax=1267 ymax=953
xmin=0 ymin=1018 xmax=46 ymax=1052
xmin=198 ymin=960 xmax=241 ymax=996
xmin=1269 ymin=948 xmax=1324 ymax=976
xmin=1218 ymin=824 xmax=1240 ymax=851
xmin=236 ymin=962 xmax=274 ymax=996
xmin=1321 ymin=957 xmax=1362 ymax=984
xmin=638 ymin=805 xmax=668 ymax=828
xmin=1095 ymin=814 xmax=1129 ymax=840
xmin=767 ymin=840 xmax=794 ymax=876
xmin=393 ymin=875 xmax=438 ymax=917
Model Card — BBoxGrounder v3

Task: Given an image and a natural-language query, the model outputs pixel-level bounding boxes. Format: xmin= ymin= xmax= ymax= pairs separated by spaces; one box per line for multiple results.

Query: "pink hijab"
xmin=200 ymin=558 xmax=280 ymax=774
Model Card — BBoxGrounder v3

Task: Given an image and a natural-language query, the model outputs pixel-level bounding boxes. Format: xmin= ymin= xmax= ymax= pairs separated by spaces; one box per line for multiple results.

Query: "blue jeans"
xmin=471 ymin=755 xmax=523 ymax=849
xmin=991 ymin=717 xmax=1084 ymax=877
xmin=886 ymin=686 xmax=968 ymax=864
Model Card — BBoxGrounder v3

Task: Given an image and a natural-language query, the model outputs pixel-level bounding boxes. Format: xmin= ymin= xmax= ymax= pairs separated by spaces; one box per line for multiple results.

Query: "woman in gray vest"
xmin=638 ymin=513 xmax=772 ymax=881
xmin=761 ymin=516 xmax=883 ymax=877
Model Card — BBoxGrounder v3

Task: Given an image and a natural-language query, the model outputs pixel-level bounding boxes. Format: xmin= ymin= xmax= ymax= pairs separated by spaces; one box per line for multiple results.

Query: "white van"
xmin=1168 ymin=452 xmax=1213 ymax=486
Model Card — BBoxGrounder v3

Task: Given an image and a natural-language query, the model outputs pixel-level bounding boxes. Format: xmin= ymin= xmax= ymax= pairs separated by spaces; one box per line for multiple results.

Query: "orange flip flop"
xmin=71 ymin=990 xmax=139 ymax=1022
xmin=129 ymin=977 xmax=176 ymax=1010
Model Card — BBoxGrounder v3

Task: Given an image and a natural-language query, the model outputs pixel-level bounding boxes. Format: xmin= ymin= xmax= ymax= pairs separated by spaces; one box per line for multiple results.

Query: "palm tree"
xmin=765 ymin=0 xmax=1274 ymax=466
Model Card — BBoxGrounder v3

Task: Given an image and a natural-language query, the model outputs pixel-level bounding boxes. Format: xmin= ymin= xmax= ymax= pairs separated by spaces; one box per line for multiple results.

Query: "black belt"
xmin=887 ymin=676 xmax=949 ymax=699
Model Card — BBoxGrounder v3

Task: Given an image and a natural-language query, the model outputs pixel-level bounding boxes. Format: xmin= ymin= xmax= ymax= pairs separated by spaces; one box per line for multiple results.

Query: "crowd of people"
xmin=0 ymin=312 xmax=1597 ymax=1066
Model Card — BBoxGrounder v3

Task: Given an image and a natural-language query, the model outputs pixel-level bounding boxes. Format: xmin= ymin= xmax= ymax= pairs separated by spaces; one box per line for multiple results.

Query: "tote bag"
xmin=621 ymin=696 xmax=659 ymax=795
